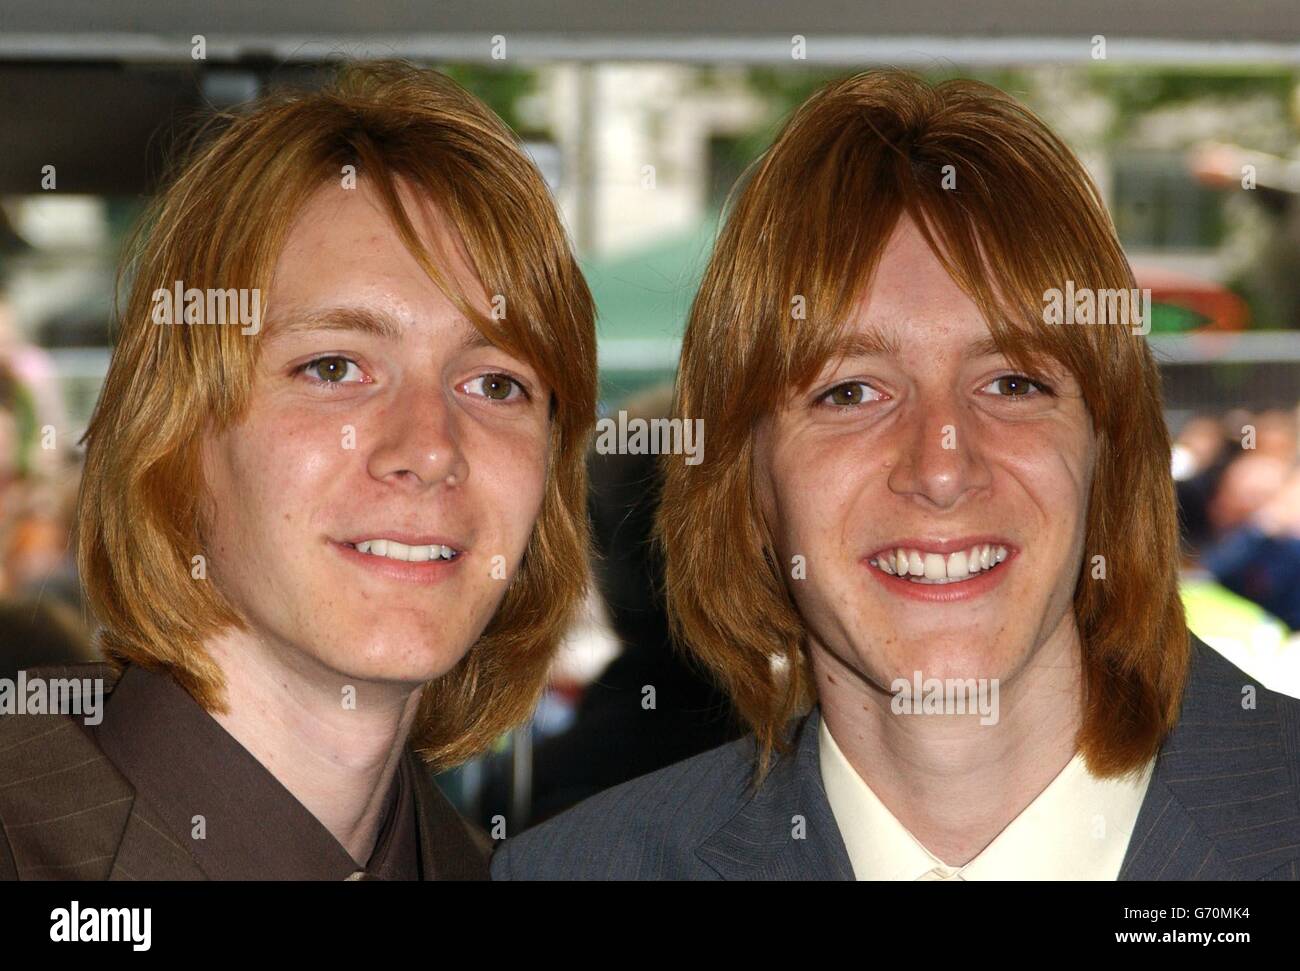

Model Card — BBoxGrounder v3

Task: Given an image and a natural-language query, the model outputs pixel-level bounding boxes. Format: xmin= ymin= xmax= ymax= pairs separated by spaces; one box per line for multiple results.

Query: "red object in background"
xmin=1133 ymin=264 xmax=1249 ymax=332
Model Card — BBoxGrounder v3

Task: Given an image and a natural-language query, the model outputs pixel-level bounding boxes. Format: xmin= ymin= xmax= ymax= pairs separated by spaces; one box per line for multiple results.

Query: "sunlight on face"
xmin=200 ymin=179 xmax=551 ymax=687
xmin=756 ymin=214 xmax=1096 ymax=692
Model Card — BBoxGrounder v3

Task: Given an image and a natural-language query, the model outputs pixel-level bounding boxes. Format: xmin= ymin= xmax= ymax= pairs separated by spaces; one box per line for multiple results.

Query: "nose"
xmin=886 ymin=392 xmax=990 ymax=510
xmin=366 ymin=380 xmax=469 ymax=489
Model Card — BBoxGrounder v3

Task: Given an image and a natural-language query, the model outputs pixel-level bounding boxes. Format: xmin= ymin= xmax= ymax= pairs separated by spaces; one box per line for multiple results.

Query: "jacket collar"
xmin=697 ymin=708 xmax=854 ymax=880
xmin=1118 ymin=636 xmax=1300 ymax=880
xmin=407 ymin=747 xmax=489 ymax=880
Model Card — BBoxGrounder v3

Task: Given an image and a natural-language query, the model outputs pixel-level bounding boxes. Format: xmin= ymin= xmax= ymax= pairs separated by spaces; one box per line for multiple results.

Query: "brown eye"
xmin=467 ymin=372 xmax=524 ymax=402
xmin=824 ymin=382 xmax=870 ymax=406
xmin=991 ymin=375 xmax=1038 ymax=397
xmin=483 ymin=373 xmax=514 ymax=400
xmin=311 ymin=357 xmax=354 ymax=383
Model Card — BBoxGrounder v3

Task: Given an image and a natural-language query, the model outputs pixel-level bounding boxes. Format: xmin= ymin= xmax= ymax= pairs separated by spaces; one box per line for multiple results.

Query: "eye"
xmin=981 ymin=374 xmax=1051 ymax=398
xmin=463 ymin=372 xmax=528 ymax=402
xmin=298 ymin=356 xmax=365 ymax=385
xmin=817 ymin=381 xmax=881 ymax=408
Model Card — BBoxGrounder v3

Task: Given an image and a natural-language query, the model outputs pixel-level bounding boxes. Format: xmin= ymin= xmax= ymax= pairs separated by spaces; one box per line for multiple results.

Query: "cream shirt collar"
xmin=818 ymin=717 xmax=1154 ymax=880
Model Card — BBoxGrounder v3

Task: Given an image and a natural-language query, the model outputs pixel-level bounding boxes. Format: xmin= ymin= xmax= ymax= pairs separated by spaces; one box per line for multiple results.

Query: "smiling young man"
xmin=492 ymin=71 xmax=1300 ymax=880
xmin=0 ymin=62 xmax=596 ymax=880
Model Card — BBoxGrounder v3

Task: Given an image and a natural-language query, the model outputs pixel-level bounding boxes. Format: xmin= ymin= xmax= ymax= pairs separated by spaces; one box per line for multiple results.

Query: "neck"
xmin=203 ymin=629 xmax=424 ymax=865
xmin=813 ymin=619 xmax=1084 ymax=866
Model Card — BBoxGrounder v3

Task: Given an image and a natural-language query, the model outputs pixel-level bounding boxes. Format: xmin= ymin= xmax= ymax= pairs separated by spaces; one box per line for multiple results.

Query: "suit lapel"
xmin=107 ymin=795 xmax=207 ymax=881
xmin=697 ymin=709 xmax=854 ymax=880
xmin=0 ymin=717 xmax=117 ymax=879
xmin=0 ymin=712 xmax=204 ymax=880
xmin=1118 ymin=776 xmax=1238 ymax=879
xmin=1120 ymin=636 xmax=1300 ymax=880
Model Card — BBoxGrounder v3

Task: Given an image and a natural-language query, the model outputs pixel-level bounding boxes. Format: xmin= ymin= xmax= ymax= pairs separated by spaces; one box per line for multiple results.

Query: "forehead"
xmin=843 ymin=216 xmax=997 ymax=357
xmin=273 ymin=179 xmax=486 ymax=299
xmin=265 ymin=178 xmax=491 ymax=334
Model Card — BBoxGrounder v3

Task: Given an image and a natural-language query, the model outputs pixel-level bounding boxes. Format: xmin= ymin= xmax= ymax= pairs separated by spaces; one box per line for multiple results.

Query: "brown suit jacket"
xmin=0 ymin=663 xmax=489 ymax=880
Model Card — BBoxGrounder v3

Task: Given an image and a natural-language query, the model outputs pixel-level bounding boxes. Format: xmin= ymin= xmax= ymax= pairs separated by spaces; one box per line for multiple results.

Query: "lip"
xmin=331 ymin=539 xmax=465 ymax=585
xmin=862 ymin=538 xmax=1018 ymax=604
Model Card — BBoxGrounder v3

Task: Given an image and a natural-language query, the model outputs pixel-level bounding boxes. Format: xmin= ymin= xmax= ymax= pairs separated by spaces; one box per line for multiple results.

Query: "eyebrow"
xmin=268 ymin=306 xmax=404 ymax=342
xmin=830 ymin=327 xmax=1003 ymax=360
xmin=267 ymin=306 xmax=497 ymax=352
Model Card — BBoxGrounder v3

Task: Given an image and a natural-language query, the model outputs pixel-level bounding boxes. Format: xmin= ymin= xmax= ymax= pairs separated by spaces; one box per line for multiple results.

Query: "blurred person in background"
xmin=1176 ymin=431 xmax=1292 ymax=687
xmin=1203 ymin=458 xmax=1300 ymax=633
xmin=0 ymin=359 xmax=89 ymax=666
xmin=0 ymin=297 xmax=70 ymax=478
xmin=0 ymin=294 xmax=84 ymax=609
xmin=1171 ymin=413 xmax=1231 ymax=484
xmin=477 ymin=383 xmax=740 ymax=828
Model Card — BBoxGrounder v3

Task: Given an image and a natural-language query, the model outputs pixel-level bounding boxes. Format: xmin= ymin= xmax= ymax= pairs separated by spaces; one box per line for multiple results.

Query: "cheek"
xmin=473 ymin=429 xmax=550 ymax=545
xmin=210 ymin=411 xmax=343 ymax=541
xmin=995 ymin=425 xmax=1095 ymax=540
xmin=767 ymin=433 xmax=860 ymax=556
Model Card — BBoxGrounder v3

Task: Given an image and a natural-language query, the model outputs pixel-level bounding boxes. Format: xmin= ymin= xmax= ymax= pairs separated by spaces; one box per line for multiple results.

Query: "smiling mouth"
xmin=869 ymin=543 xmax=1009 ymax=585
xmin=343 ymin=539 xmax=461 ymax=563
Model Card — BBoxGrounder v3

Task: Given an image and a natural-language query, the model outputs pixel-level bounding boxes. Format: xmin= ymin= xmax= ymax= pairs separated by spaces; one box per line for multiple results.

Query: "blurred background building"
xmin=1 ymin=0 xmax=1299 ymax=826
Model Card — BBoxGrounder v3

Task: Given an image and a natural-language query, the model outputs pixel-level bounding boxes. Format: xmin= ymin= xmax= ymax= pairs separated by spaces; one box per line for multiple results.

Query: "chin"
xmin=864 ymin=631 xmax=1008 ymax=684
xmin=325 ymin=630 xmax=472 ymax=686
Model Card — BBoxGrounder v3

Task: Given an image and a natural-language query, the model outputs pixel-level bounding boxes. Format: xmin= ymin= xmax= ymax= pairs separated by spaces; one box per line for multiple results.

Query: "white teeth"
xmin=351 ymin=539 xmax=456 ymax=562
xmin=923 ymin=553 xmax=945 ymax=579
xmin=873 ymin=544 xmax=1009 ymax=584
xmin=947 ymin=550 xmax=968 ymax=579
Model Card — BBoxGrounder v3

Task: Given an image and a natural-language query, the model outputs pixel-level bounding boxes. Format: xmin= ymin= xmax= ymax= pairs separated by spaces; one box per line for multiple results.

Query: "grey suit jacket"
xmin=492 ymin=635 xmax=1300 ymax=879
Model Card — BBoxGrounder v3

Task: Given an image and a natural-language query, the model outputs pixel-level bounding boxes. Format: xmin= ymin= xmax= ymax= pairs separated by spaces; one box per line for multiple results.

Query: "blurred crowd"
xmin=1175 ymin=406 xmax=1300 ymax=688
xmin=0 ymin=300 xmax=94 ymax=681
